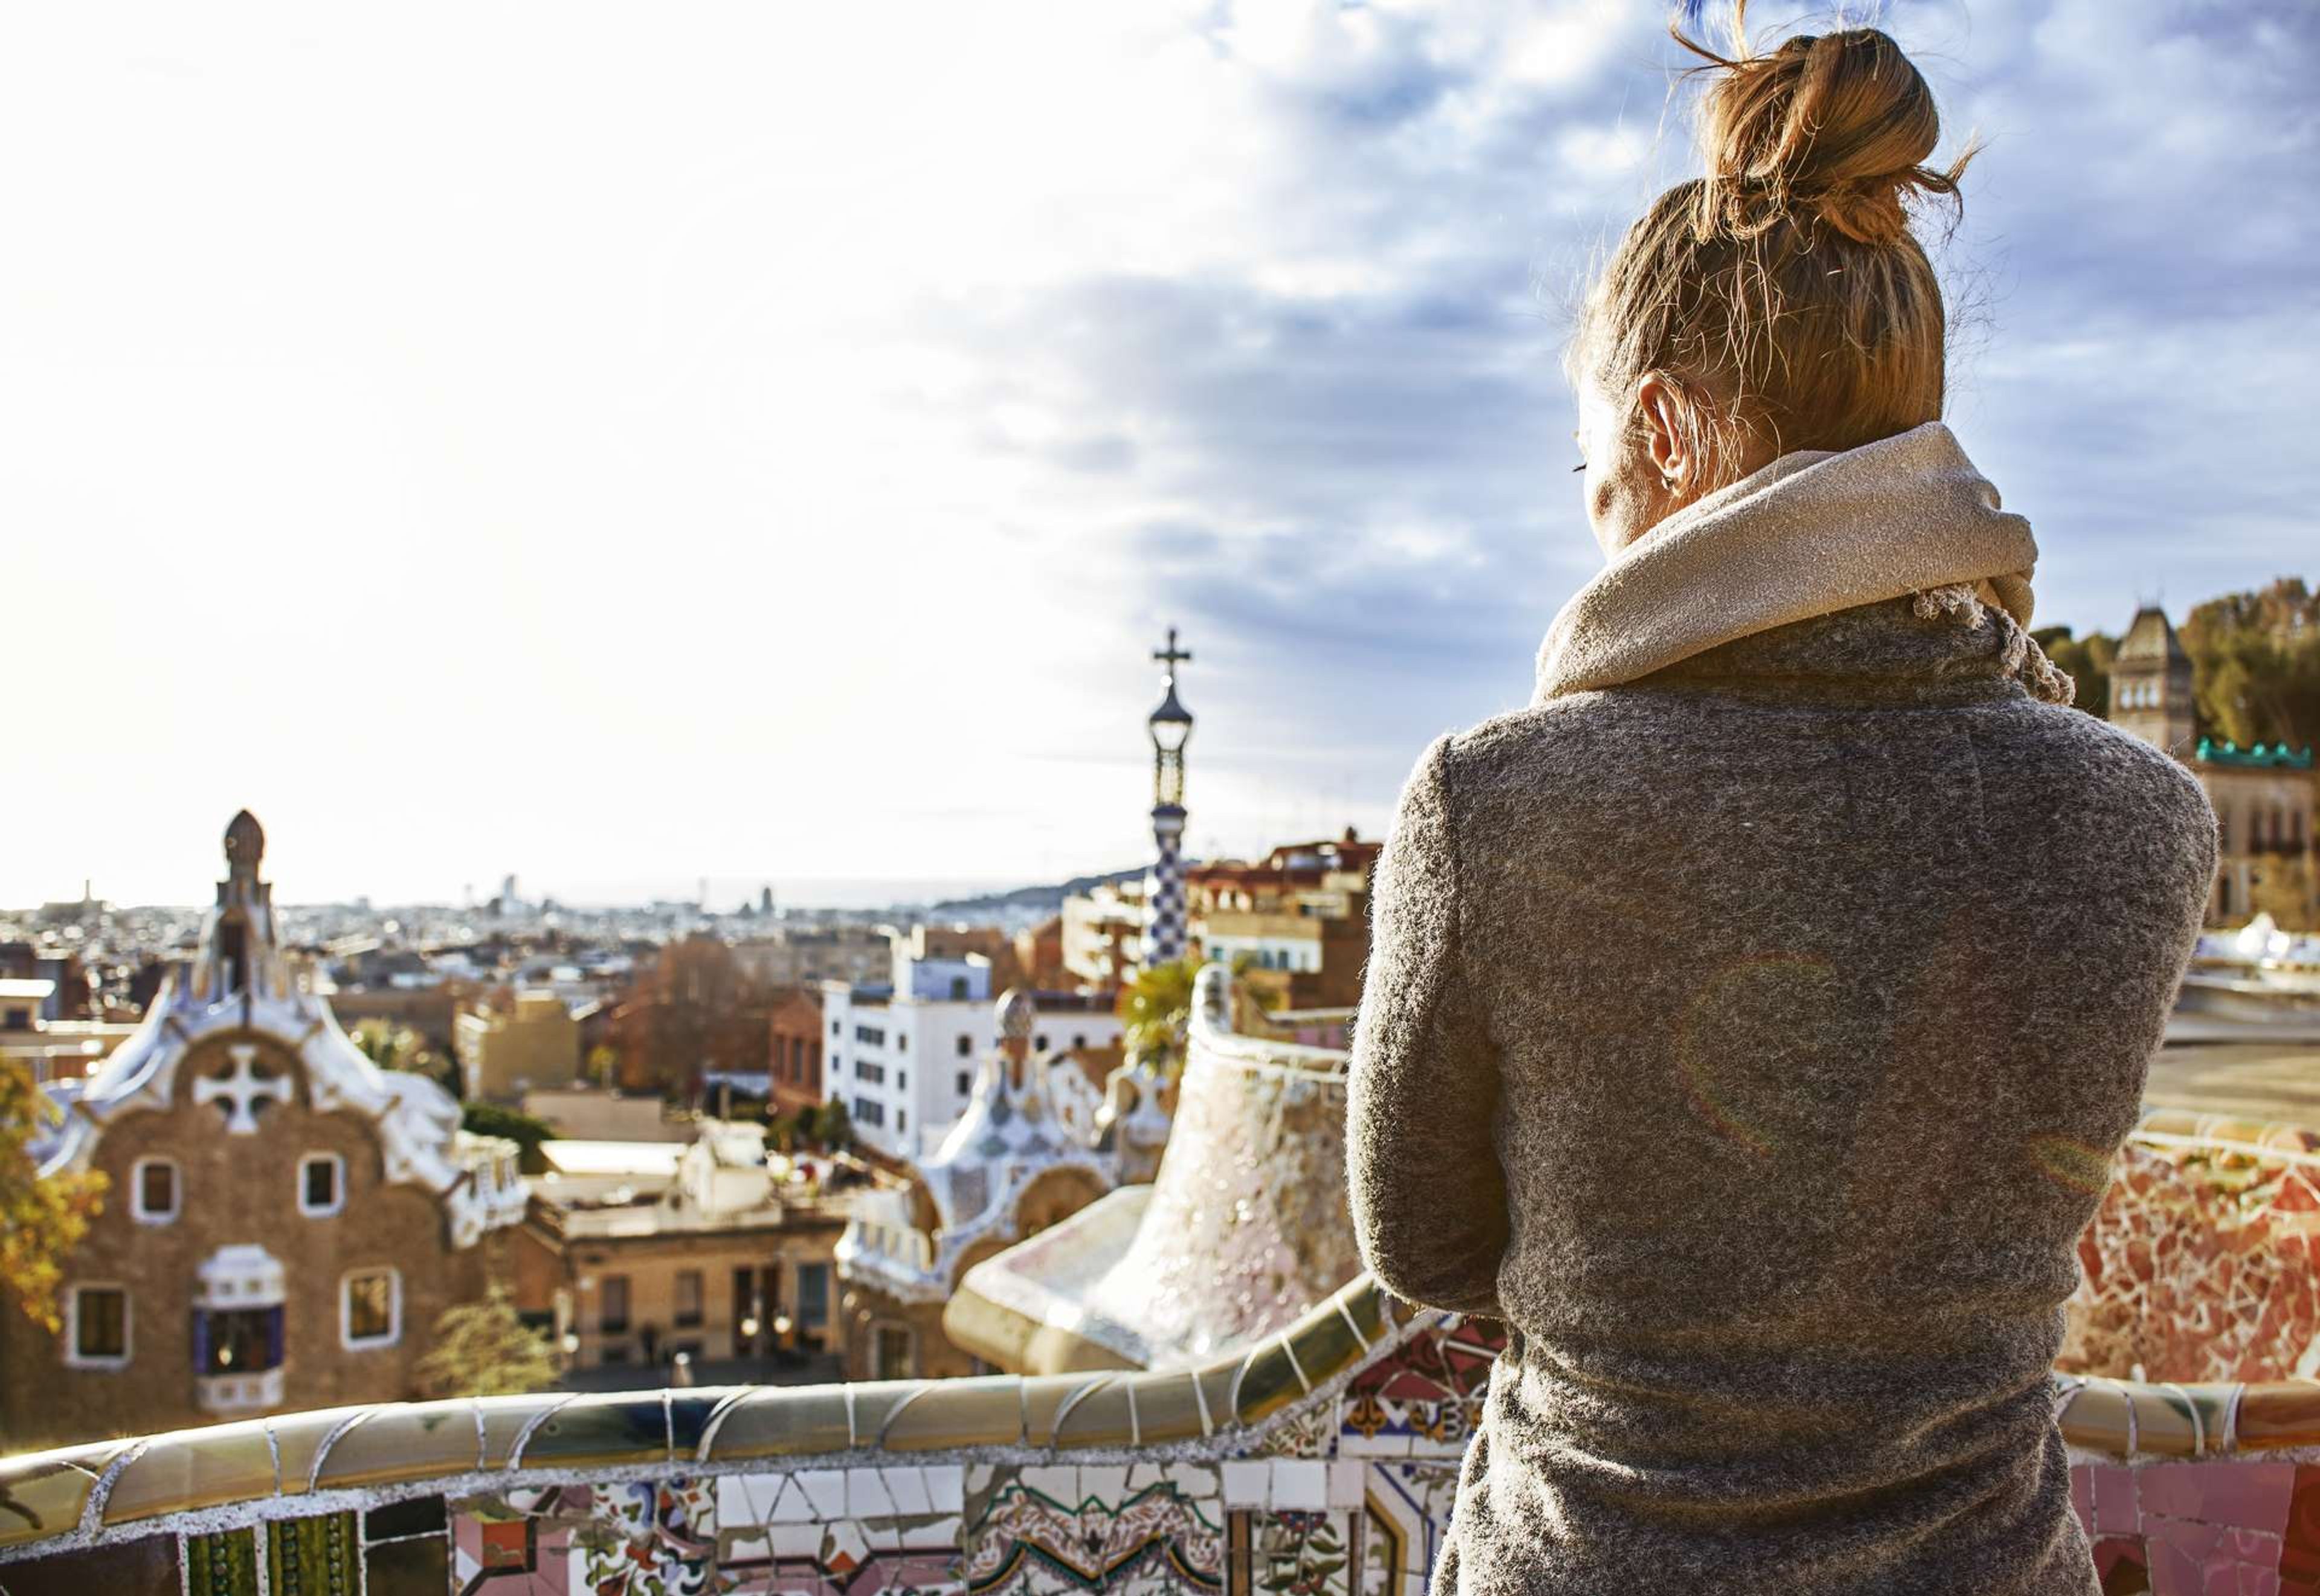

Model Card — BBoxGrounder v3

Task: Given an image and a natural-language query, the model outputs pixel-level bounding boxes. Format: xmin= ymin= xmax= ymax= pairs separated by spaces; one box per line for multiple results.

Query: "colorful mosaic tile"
xmin=450 ymin=1484 xmax=593 ymax=1595
xmin=184 ymin=1525 xmax=262 ymax=1595
xmin=266 ymin=1508 xmax=360 ymax=1595
xmin=573 ymin=1476 xmax=720 ymax=1595
xmin=963 ymin=1473 xmax=1224 ymax=1595
xmin=18 ymin=1253 xmax=2320 ymax=1596
xmin=1337 ymin=1318 xmax=1501 ymax=1459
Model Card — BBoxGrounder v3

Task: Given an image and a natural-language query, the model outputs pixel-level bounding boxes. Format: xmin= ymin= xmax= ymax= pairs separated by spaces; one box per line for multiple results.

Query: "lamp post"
xmin=1144 ymin=628 xmax=1194 ymax=967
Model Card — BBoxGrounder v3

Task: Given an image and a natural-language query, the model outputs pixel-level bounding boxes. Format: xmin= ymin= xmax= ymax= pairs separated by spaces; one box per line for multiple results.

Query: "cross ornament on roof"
xmin=193 ymin=1042 xmax=293 ymax=1135
xmin=1153 ymin=626 xmax=1192 ymax=684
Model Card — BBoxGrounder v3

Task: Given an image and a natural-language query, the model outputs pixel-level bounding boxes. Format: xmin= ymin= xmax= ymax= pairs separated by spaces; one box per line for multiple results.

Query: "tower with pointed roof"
xmin=1 ymin=814 xmax=527 ymax=1447
xmin=2109 ymin=605 xmax=2197 ymax=758
xmin=1143 ymin=627 xmax=1194 ymax=968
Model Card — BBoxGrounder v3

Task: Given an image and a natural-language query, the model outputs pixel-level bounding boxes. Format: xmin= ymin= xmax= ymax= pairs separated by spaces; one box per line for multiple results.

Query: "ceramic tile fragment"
xmin=1019 ymin=1464 xmax=1078 ymax=1505
xmin=718 ymin=1470 xmax=784 ymax=1527
xmin=1272 ymin=1459 xmax=1328 ymax=1511
xmin=846 ymin=1466 xmax=895 ymax=1519
xmin=1168 ymin=1462 xmax=1221 ymax=1498
xmin=795 ymin=1468 xmax=848 ymax=1520
xmin=768 ymin=1520 xmax=825 ymax=1557
xmin=883 ymin=1465 xmax=933 ymax=1516
xmin=1222 ymin=1459 xmax=1271 ymax=1508
xmin=0 ymin=1532 xmax=179 ymax=1596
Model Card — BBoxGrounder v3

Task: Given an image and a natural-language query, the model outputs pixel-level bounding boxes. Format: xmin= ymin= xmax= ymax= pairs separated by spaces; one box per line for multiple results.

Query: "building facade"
xmin=1060 ymin=883 xmax=1145 ymax=986
xmin=820 ymin=948 xmax=1124 ymax=1160
xmin=728 ymin=925 xmax=894 ymax=989
xmin=835 ymin=990 xmax=1167 ymax=1381
xmin=453 ymin=988 xmax=582 ymax=1101
xmin=2104 ymin=605 xmax=2317 ymax=928
xmin=1190 ymin=828 xmax=1382 ymax=1009
xmin=765 ymin=988 xmax=827 ymax=1121
xmin=1 ymin=813 xmax=525 ymax=1450
xmin=514 ymin=1123 xmax=847 ymax=1383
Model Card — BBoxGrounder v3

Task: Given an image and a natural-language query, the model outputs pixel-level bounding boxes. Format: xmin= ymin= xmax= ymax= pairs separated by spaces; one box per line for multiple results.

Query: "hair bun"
xmin=1678 ymin=6 xmax=1971 ymax=248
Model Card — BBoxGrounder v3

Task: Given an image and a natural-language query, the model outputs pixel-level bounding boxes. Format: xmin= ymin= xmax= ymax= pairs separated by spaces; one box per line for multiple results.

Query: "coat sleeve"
xmin=1345 ymin=733 xmax=1509 ymax=1318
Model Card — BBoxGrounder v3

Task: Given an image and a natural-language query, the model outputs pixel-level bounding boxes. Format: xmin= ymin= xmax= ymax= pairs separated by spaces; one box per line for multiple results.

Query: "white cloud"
xmin=0 ymin=0 xmax=2310 ymax=903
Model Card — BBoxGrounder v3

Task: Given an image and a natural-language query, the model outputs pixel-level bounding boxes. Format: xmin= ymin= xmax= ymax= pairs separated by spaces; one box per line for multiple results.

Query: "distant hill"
xmin=924 ymin=864 xmax=1156 ymax=921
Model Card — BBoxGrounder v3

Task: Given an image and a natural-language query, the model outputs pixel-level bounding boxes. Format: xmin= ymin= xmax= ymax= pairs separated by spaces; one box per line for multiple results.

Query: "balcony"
xmin=3 ymin=974 xmax=2319 ymax=1592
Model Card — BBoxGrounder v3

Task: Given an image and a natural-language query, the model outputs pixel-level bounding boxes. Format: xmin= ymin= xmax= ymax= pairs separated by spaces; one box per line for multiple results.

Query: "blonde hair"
xmin=1571 ymin=2 xmax=1978 ymax=478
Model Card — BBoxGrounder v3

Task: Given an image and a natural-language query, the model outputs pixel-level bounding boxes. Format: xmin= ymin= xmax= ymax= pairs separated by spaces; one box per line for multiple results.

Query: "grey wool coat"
xmin=1345 ymin=593 xmax=2218 ymax=1595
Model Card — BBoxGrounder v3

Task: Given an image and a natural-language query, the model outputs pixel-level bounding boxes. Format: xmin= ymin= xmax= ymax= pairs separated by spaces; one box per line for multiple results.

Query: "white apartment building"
xmin=821 ymin=948 xmax=1124 ymax=1160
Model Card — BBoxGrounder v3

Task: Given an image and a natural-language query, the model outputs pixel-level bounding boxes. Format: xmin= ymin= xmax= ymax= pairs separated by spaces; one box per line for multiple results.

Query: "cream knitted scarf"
xmin=1534 ymin=420 xmax=2070 ymax=705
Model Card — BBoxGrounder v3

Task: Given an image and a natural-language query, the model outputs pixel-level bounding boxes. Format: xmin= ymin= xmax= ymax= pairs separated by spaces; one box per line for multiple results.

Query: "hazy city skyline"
xmin=4 ymin=0 xmax=2312 ymax=904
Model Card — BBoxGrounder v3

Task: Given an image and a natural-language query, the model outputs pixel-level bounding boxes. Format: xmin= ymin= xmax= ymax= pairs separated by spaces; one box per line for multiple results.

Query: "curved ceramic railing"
xmin=2 ymin=1264 xmax=2318 ymax=1586
xmin=7 ymin=985 xmax=2319 ymax=1589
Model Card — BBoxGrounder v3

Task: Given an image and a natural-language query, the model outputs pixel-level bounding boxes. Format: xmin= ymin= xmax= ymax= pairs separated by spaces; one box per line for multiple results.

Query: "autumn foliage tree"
xmin=2182 ymin=578 xmax=2320 ymax=751
xmin=0 ymin=1063 xmax=107 ymax=1331
xmin=414 ymin=1282 xmax=559 ymax=1398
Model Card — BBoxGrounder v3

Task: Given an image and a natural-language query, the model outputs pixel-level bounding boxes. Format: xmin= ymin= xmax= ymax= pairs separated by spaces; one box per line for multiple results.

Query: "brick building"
xmin=2108 ymin=605 xmax=2317 ymax=928
xmin=0 ymin=812 xmax=526 ymax=1451
xmin=1188 ymin=828 xmax=1382 ymax=1009
xmin=765 ymin=988 xmax=826 ymax=1121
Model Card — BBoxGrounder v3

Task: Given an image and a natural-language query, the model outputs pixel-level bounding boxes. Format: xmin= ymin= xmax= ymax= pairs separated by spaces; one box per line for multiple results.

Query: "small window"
xmin=949 ymin=977 xmax=967 ymax=1000
xmin=898 ymin=1110 xmax=907 ymax=1134
xmin=831 ymin=1018 xmax=840 ymax=1036
xmin=69 ymin=1285 xmax=129 ymax=1368
xmin=600 ymin=1275 xmax=632 ymax=1333
xmin=796 ymin=1263 xmax=830 ymax=1327
xmin=1072 ymin=1034 xmax=1088 ymax=1050
xmin=873 ymin=1323 xmax=913 ymax=1380
xmin=955 ymin=1070 xmax=970 ymax=1096
xmin=1035 ymin=1032 xmax=1049 ymax=1052
xmin=674 ymin=1269 xmax=704 ymax=1328
xmin=130 ymin=1159 xmax=179 ymax=1224
xmin=955 ymin=1035 xmax=971 ymax=1058
xmin=342 ymin=1268 xmax=401 ymax=1348
xmin=198 ymin=1306 xmax=282 ymax=1374
xmin=299 ymin=1154 xmax=346 ymax=1217
xmin=898 ymin=1033 xmax=908 ymax=1052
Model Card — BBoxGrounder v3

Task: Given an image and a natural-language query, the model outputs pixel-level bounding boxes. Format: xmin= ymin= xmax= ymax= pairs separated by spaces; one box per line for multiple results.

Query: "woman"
xmin=1344 ymin=10 xmax=2218 ymax=1594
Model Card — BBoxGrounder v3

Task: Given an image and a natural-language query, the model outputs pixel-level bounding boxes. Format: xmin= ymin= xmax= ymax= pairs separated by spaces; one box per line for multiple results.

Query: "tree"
xmin=2181 ymin=579 xmax=2320 ymax=751
xmin=350 ymin=1018 xmax=460 ymax=1097
xmin=460 ymin=1102 xmax=556 ymax=1174
xmin=2033 ymin=625 xmax=2116 ymax=721
xmin=413 ymin=1282 xmax=559 ymax=1398
xmin=1120 ymin=957 xmax=1201 ymax=1071
xmin=585 ymin=1044 xmax=619 ymax=1090
xmin=0 ymin=1064 xmax=107 ymax=1331
xmin=810 ymin=1098 xmax=854 ymax=1151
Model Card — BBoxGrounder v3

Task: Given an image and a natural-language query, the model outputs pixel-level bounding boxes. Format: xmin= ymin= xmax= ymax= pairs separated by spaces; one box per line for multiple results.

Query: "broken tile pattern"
xmin=2058 ymin=1117 xmax=2320 ymax=1385
xmin=577 ymin=1476 xmax=719 ymax=1594
xmin=1336 ymin=1317 xmax=1503 ymax=1459
xmin=12 ymin=1304 xmax=2320 ymax=1594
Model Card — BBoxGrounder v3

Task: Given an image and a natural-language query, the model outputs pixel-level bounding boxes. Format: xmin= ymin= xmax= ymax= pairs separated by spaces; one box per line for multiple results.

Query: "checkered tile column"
xmin=1144 ymin=805 xmax=1187 ymax=966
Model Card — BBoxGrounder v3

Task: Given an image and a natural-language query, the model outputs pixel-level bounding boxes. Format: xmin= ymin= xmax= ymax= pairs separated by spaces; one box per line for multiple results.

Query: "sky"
xmin=1 ymin=0 xmax=2313 ymax=907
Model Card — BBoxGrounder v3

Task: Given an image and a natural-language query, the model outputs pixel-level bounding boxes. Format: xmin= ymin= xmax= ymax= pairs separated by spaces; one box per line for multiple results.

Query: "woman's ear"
xmin=1636 ymin=373 xmax=1689 ymax=489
